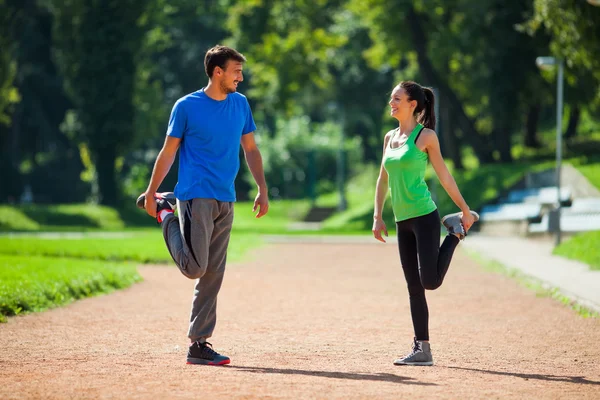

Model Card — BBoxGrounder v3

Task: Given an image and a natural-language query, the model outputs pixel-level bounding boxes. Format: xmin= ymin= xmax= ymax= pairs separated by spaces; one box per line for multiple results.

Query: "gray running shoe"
xmin=441 ymin=210 xmax=480 ymax=240
xmin=393 ymin=338 xmax=434 ymax=366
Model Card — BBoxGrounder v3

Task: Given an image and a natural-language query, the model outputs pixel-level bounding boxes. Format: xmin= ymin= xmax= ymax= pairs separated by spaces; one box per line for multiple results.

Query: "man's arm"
xmin=240 ymin=132 xmax=269 ymax=218
xmin=144 ymin=136 xmax=181 ymax=217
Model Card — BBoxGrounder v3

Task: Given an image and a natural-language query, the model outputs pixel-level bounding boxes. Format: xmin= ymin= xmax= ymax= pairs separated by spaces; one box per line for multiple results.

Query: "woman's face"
xmin=389 ymin=86 xmax=416 ymax=121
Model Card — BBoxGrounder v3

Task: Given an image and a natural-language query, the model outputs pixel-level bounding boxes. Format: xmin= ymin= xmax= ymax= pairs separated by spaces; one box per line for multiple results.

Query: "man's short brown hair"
xmin=204 ymin=45 xmax=246 ymax=78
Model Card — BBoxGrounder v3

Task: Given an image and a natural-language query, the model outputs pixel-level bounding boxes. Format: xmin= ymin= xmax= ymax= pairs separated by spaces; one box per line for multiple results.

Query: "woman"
xmin=372 ymin=81 xmax=479 ymax=366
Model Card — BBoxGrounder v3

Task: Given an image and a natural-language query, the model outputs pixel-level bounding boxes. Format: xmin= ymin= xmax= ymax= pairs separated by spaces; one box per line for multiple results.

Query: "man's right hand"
xmin=144 ymin=192 xmax=157 ymax=218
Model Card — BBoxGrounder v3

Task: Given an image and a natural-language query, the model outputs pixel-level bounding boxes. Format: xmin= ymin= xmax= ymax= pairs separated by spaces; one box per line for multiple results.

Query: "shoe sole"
xmin=393 ymin=361 xmax=434 ymax=366
xmin=186 ymin=358 xmax=230 ymax=366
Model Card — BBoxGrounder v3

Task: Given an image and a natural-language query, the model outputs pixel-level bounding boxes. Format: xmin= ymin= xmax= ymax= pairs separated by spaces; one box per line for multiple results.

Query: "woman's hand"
xmin=372 ymin=218 xmax=389 ymax=243
xmin=461 ymin=211 xmax=475 ymax=232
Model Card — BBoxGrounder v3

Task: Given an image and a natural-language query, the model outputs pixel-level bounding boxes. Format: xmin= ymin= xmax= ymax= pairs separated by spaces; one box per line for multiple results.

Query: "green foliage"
xmin=226 ymin=0 xmax=348 ymax=116
xmin=0 ymin=0 xmax=20 ymax=127
xmin=526 ymin=0 xmax=600 ymax=107
xmin=0 ymin=254 xmax=141 ymax=321
xmin=553 ymin=231 xmax=600 ymax=271
xmin=348 ymin=0 xmax=551 ymax=163
xmin=248 ymin=116 xmax=363 ymax=199
xmin=49 ymin=0 xmax=152 ymax=206
xmin=3 ymin=0 xmax=600 ymax=208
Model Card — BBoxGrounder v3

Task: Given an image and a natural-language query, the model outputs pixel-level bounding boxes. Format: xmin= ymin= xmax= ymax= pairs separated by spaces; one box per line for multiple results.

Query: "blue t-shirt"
xmin=167 ymin=88 xmax=256 ymax=202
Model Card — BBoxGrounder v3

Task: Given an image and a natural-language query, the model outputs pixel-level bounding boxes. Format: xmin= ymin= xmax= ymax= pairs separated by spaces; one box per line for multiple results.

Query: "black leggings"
xmin=396 ymin=209 xmax=460 ymax=341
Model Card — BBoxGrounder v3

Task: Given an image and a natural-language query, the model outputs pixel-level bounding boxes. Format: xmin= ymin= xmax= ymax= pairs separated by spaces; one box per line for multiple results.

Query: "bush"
xmin=246 ymin=116 xmax=363 ymax=200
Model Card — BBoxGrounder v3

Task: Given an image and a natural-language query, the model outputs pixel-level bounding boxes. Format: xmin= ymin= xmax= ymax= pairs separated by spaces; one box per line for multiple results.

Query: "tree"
xmin=526 ymin=0 xmax=600 ymax=142
xmin=0 ymin=0 xmax=21 ymax=201
xmin=226 ymin=0 xmax=395 ymax=164
xmin=49 ymin=0 xmax=150 ymax=205
xmin=346 ymin=0 xmax=499 ymax=164
xmin=5 ymin=0 xmax=89 ymax=204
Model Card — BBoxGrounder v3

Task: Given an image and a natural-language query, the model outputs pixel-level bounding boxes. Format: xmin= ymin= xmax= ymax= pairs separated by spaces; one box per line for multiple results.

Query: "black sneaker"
xmin=136 ymin=192 xmax=176 ymax=213
xmin=187 ymin=341 xmax=230 ymax=366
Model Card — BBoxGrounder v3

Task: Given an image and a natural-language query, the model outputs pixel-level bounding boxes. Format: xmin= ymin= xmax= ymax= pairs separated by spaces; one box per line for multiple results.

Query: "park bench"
xmin=528 ymin=197 xmax=600 ymax=234
xmin=480 ymin=203 xmax=543 ymax=222
xmin=506 ymin=186 xmax=572 ymax=206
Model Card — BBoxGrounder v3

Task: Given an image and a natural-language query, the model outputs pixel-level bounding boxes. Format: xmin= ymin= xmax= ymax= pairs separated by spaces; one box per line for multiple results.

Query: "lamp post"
xmin=536 ymin=56 xmax=564 ymax=246
xmin=336 ymin=104 xmax=348 ymax=211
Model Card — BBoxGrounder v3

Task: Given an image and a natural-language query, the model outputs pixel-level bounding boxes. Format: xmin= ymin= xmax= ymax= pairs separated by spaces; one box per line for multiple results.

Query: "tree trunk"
xmin=405 ymin=7 xmax=494 ymax=164
xmin=524 ymin=104 xmax=541 ymax=148
xmin=493 ymin=129 xmax=513 ymax=163
xmin=564 ymin=105 xmax=580 ymax=140
xmin=440 ymin=103 xmax=464 ymax=170
xmin=95 ymin=146 xmax=118 ymax=206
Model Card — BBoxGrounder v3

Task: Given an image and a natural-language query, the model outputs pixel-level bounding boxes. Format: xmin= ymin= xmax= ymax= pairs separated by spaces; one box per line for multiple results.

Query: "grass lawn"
xmin=0 ymin=254 xmax=141 ymax=322
xmin=571 ymin=159 xmax=600 ymax=191
xmin=553 ymin=231 xmax=600 ymax=271
xmin=0 ymin=229 xmax=263 ymax=264
xmin=0 ymin=204 xmax=126 ymax=232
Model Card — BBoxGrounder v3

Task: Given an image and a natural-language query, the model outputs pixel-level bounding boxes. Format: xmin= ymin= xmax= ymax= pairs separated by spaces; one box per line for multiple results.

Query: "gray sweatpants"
xmin=161 ymin=198 xmax=233 ymax=342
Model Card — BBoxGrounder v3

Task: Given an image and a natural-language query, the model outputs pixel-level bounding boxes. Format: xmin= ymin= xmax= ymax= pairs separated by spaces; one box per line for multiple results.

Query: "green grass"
xmin=232 ymin=199 xmax=312 ymax=233
xmin=466 ymin=249 xmax=598 ymax=318
xmin=553 ymin=231 xmax=600 ymax=271
xmin=0 ymin=204 xmax=126 ymax=232
xmin=0 ymin=231 xmax=171 ymax=263
xmin=577 ymin=164 xmax=600 ymax=190
xmin=0 ymin=206 xmax=40 ymax=231
xmin=0 ymin=229 xmax=263 ymax=264
xmin=571 ymin=159 xmax=600 ymax=191
xmin=0 ymin=213 xmax=267 ymax=322
xmin=0 ymin=254 xmax=142 ymax=322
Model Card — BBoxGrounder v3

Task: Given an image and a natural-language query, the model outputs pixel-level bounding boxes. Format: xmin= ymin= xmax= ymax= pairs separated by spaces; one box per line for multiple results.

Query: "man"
xmin=137 ymin=45 xmax=269 ymax=366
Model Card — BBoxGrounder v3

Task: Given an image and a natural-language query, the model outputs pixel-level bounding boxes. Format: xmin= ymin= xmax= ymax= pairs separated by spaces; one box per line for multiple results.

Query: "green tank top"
xmin=382 ymin=123 xmax=437 ymax=222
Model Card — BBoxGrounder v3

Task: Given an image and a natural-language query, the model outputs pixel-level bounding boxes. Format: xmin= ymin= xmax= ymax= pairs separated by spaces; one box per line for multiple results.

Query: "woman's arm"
xmin=372 ymin=131 xmax=393 ymax=242
xmin=421 ymin=130 xmax=475 ymax=229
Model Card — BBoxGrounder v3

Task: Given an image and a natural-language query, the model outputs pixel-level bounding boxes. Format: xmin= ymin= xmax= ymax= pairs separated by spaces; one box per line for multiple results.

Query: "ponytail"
xmin=417 ymin=87 xmax=436 ymax=130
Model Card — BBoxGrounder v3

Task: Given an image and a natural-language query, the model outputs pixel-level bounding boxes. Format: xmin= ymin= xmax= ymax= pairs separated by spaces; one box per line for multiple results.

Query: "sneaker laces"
xmin=404 ymin=338 xmax=423 ymax=358
xmin=458 ymin=223 xmax=467 ymax=238
xmin=450 ymin=222 xmax=466 ymax=239
xmin=198 ymin=342 xmax=220 ymax=358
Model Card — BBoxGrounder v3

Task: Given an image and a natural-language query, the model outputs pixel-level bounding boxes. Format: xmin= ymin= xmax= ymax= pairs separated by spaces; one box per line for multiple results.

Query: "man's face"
xmin=215 ymin=60 xmax=244 ymax=94
xmin=389 ymin=87 xmax=416 ymax=120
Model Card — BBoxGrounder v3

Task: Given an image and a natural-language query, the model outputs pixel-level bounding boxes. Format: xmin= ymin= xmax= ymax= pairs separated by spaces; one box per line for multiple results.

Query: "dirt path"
xmin=1 ymin=241 xmax=599 ymax=399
